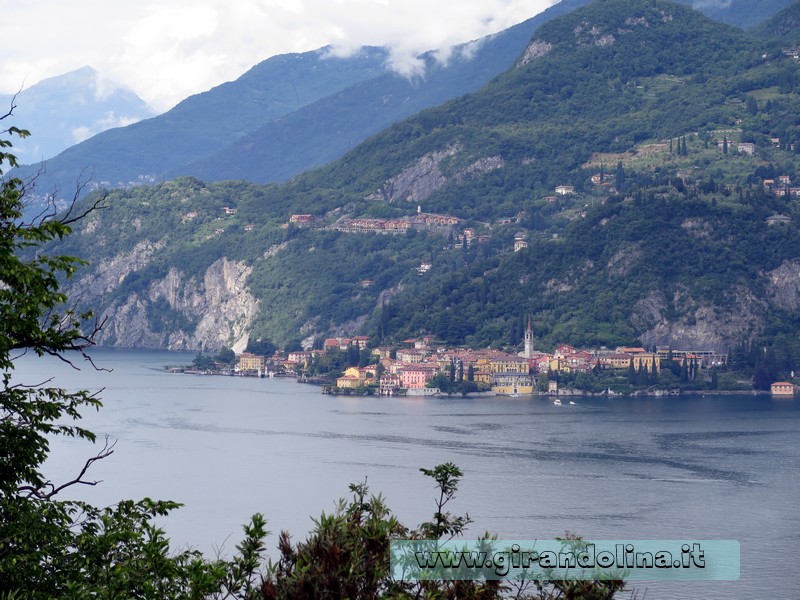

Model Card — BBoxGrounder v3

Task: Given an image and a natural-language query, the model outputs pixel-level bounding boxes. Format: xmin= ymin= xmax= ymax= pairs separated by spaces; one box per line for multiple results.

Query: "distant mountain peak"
xmin=2 ymin=66 xmax=154 ymax=163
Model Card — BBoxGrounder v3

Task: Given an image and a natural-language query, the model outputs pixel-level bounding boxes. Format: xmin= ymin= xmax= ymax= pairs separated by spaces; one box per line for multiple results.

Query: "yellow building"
xmin=336 ymin=366 xmax=377 ymax=389
xmin=473 ymin=370 xmax=492 ymax=385
xmin=632 ymin=353 xmax=660 ymax=372
xmin=491 ymin=373 xmax=535 ymax=395
xmin=489 ymin=356 xmax=530 ymax=374
xmin=336 ymin=375 xmax=361 ymax=389
xmin=237 ymin=352 xmax=265 ymax=372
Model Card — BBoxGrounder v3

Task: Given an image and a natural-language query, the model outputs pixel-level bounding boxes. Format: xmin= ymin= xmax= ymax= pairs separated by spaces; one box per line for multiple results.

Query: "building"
xmin=400 ymin=365 xmax=438 ymax=389
xmin=489 ymin=354 xmax=530 ymax=374
xmin=555 ymin=185 xmax=575 ymax=195
xmin=514 ymin=233 xmax=528 ymax=252
xmin=601 ymin=353 xmax=636 ymax=369
xmin=237 ymin=352 xmax=265 ymax=372
xmin=632 ymin=353 xmax=660 ymax=372
xmin=767 ymin=214 xmax=792 ymax=226
xmin=771 ymin=381 xmax=795 ymax=396
xmin=523 ymin=319 xmax=534 ymax=359
xmin=351 ymin=336 xmax=371 ymax=350
xmin=287 ymin=351 xmax=314 ymax=366
xmin=655 ymin=348 xmax=727 ymax=367
xmin=396 ymin=349 xmax=428 ymax=364
xmin=290 ymin=214 xmax=316 ymax=225
xmin=323 ymin=337 xmax=351 ymax=351
xmin=336 ymin=374 xmax=361 ymax=389
xmin=379 ymin=373 xmax=401 ymax=396
xmin=737 ymin=143 xmax=755 ymax=156
xmin=491 ymin=373 xmax=535 ymax=395
xmin=336 ymin=366 xmax=377 ymax=389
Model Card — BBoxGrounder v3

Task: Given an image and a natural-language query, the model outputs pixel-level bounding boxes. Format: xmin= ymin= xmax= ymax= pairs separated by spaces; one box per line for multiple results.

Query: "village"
xmin=217 ymin=319 xmax=760 ymax=397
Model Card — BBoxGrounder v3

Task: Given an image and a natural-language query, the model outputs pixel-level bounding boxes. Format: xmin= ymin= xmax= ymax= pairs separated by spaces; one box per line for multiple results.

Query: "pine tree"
xmin=616 ymin=161 xmax=626 ymax=189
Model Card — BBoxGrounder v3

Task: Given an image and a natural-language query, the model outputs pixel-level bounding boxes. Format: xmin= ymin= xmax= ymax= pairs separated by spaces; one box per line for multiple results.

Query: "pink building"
xmin=400 ymin=366 xmax=438 ymax=389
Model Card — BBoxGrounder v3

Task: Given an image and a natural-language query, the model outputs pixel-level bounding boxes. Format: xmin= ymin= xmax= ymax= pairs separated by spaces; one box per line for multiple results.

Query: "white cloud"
xmin=71 ymin=125 xmax=94 ymax=144
xmin=0 ymin=0 xmax=557 ymax=112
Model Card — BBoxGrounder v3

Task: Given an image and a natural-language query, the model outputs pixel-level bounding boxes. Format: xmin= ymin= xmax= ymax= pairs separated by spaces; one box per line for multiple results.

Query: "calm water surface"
xmin=14 ymin=349 xmax=800 ymax=599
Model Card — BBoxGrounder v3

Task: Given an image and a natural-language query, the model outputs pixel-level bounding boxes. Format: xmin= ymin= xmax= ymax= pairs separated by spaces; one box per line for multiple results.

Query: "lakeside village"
xmin=173 ymin=321 xmax=797 ymax=398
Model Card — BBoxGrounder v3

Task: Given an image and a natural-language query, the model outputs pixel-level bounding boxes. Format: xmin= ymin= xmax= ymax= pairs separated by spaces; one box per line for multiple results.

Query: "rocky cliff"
xmin=92 ymin=257 xmax=258 ymax=352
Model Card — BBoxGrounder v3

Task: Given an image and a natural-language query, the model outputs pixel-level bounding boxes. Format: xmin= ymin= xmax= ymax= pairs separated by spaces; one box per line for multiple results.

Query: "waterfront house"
xmin=400 ymin=365 xmax=438 ymax=389
xmin=237 ymin=352 xmax=265 ymax=372
xmin=379 ymin=373 xmax=401 ymax=396
xmin=771 ymin=381 xmax=795 ymax=396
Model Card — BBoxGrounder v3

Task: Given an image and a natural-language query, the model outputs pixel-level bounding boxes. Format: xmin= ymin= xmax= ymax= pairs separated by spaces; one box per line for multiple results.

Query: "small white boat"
xmin=569 ymin=401 xmax=575 ymax=405
xmin=553 ymin=398 xmax=562 ymax=406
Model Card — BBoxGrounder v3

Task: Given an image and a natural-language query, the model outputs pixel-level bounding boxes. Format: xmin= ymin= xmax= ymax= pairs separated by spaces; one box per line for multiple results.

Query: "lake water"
xmin=13 ymin=348 xmax=800 ymax=599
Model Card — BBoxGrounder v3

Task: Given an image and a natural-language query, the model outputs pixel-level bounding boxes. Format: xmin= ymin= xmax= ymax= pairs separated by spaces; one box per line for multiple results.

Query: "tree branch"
xmin=18 ymin=436 xmax=117 ymax=499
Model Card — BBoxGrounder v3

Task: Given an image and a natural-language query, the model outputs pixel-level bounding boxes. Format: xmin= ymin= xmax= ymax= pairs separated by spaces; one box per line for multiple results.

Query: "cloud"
xmin=71 ymin=112 xmax=144 ymax=144
xmin=71 ymin=126 xmax=94 ymax=144
xmin=92 ymin=73 xmax=118 ymax=103
xmin=690 ymin=0 xmax=732 ymax=8
xmin=0 ymin=0 xmax=556 ymax=112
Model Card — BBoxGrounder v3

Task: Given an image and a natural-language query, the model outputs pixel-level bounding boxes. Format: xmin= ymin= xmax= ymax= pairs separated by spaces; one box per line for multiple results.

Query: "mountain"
xmin=13 ymin=47 xmax=391 ymax=202
xmin=169 ymin=0 xmax=595 ymax=184
xmin=19 ymin=0 xmax=795 ymax=206
xmin=675 ymin=0 xmax=797 ymax=29
xmin=14 ymin=0 xmax=593 ymax=209
xmin=42 ymin=0 xmax=800 ymax=369
xmin=0 ymin=66 xmax=153 ymax=164
xmin=751 ymin=0 xmax=800 ymax=43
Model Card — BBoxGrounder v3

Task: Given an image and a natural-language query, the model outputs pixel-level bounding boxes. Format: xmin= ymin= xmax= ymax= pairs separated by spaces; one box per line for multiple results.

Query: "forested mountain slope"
xmin=44 ymin=0 xmax=800 ymax=364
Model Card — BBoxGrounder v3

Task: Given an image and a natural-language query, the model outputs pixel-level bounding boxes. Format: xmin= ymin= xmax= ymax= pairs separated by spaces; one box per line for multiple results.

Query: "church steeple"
xmin=524 ymin=317 xmax=533 ymax=359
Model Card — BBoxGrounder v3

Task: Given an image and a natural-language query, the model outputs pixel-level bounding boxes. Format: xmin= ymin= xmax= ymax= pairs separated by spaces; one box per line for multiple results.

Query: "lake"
xmin=13 ymin=348 xmax=799 ymax=599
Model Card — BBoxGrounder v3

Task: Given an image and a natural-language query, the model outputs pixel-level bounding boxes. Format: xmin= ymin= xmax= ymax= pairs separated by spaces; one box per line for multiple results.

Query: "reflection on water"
xmin=12 ymin=348 xmax=800 ymax=599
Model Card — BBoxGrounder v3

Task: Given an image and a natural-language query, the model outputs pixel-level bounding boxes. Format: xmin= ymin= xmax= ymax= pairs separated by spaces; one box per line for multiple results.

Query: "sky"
xmin=1 ymin=0 xmax=557 ymax=113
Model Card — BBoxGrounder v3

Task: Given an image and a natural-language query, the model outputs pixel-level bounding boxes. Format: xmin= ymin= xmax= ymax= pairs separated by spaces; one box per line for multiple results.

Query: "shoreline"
xmin=164 ymin=367 xmax=779 ymax=398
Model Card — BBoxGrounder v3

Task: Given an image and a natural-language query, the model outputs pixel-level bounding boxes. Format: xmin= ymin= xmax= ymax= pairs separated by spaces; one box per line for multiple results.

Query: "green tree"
xmin=247 ymin=337 xmax=277 ymax=357
xmin=0 ymin=116 xmax=266 ymax=597
xmin=217 ymin=347 xmax=236 ymax=364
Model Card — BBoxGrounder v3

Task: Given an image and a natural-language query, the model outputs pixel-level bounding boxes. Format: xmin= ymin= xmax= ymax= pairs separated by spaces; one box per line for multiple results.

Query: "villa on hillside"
xmin=555 ymin=185 xmax=575 ymax=195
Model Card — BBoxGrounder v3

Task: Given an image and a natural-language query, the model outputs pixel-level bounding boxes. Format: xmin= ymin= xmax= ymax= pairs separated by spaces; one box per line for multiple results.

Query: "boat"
xmin=569 ymin=401 xmax=575 ymax=405
xmin=553 ymin=398 xmax=562 ymax=406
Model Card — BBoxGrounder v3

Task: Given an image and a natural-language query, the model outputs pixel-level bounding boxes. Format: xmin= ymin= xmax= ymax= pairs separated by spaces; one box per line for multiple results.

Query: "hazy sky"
xmin=2 ymin=0 xmax=557 ymax=112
